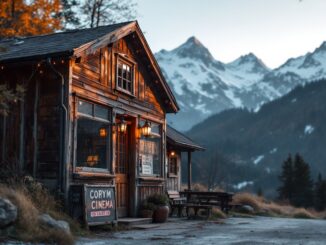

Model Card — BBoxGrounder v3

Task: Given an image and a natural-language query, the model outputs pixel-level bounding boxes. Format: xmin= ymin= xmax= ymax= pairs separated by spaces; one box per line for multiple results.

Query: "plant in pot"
xmin=147 ymin=193 xmax=169 ymax=223
xmin=139 ymin=201 xmax=155 ymax=218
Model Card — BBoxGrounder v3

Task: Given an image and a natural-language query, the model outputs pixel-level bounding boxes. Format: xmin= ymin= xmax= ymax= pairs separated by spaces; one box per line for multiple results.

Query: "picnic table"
xmin=180 ymin=191 xmax=233 ymax=213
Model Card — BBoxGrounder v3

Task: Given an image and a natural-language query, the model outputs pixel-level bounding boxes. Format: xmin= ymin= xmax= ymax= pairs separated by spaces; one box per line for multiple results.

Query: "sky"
xmin=136 ymin=0 xmax=326 ymax=68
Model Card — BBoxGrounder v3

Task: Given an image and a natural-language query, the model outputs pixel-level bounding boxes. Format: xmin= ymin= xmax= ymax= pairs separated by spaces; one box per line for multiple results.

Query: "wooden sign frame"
xmin=83 ymin=184 xmax=118 ymax=226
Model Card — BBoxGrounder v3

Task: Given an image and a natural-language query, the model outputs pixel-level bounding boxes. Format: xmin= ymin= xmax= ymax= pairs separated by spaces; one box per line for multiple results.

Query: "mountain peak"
xmin=228 ymin=53 xmax=270 ymax=72
xmin=173 ymin=36 xmax=215 ymax=64
xmin=315 ymin=41 xmax=326 ymax=52
xmin=185 ymin=36 xmax=204 ymax=47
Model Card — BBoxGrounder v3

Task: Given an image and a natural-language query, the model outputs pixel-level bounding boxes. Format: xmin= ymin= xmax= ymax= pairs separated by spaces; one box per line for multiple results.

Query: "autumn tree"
xmin=81 ymin=0 xmax=137 ymax=28
xmin=0 ymin=0 xmax=62 ymax=38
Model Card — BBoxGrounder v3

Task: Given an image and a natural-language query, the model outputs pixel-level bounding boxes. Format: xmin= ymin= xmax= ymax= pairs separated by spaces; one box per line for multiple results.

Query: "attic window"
xmin=116 ymin=57 xmax=134 ymax=95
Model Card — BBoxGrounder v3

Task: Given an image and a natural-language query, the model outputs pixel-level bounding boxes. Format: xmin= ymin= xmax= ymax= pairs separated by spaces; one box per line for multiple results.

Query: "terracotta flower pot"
xmin=153 ymin=205 xmax=169 ymax=223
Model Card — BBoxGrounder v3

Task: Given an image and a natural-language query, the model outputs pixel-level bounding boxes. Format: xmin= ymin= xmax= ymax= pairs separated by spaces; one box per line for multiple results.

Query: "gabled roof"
xmin=0 ymin=21 xmax=132 ymax=62
xmin=167 ymin=125 xmax=205 ymax=151
xmin=0 ymin=21 xmax=179 ymax=113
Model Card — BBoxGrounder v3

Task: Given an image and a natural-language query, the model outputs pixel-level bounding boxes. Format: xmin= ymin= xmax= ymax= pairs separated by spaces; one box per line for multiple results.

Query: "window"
xmin=169 ymin=157 xmax=178 ymax=176
xmin=116 ymin=58 xmax=134 ymax=94
xmin=76 ymin=100 xmax=111 ymax=170
xmin=139 ymin=120 xmax=162 ymax=176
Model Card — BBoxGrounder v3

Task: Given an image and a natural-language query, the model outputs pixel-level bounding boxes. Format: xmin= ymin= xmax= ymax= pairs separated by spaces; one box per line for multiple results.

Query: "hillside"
xmin=157 ymin=38 xmax=326 ymax=131
xmin=186 ymin=79 xmax=326 ymax=196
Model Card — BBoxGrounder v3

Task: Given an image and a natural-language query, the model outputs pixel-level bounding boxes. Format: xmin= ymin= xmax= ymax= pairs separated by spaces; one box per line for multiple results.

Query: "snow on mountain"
xmin=156 ymin=37 xmax=326 ymax=131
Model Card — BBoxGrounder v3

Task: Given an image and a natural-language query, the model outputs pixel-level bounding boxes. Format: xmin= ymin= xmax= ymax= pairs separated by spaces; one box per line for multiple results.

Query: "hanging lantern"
xmin=119 ymin=118 xmax=127 ymax=133
xmin=99 ymin=128 xmax=107 ymax=137
xmin=170 ymin=151 xmax=176 ymax=157
xmin=141 ymin=120 xmax=152 ymax=137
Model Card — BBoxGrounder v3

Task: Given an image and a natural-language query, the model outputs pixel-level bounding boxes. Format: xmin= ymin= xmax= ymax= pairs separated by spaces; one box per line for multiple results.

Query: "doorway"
xmin=116 ymin=119 xmax=130 ymax=217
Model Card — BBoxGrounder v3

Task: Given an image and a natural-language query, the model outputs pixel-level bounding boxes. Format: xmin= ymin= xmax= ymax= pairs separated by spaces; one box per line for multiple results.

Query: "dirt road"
xmin=78 ymin=216 xmax=326 ymax=244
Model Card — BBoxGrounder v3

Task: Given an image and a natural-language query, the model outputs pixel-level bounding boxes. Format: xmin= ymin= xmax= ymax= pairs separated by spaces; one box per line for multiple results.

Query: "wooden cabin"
xmin=166 ymin=125 xmax=204 ymax=192
xmin=0 ymin=21 xmax=203 ymax=223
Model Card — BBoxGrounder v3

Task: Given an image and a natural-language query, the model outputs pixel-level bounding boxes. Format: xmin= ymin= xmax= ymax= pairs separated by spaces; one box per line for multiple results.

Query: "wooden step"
xmin=118 ymin=217 xmax=152 ymax=226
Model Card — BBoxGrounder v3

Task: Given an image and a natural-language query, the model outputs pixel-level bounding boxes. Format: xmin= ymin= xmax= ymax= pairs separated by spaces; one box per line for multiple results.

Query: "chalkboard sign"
xmin=83 ymin=185 xmax=117 ymax=225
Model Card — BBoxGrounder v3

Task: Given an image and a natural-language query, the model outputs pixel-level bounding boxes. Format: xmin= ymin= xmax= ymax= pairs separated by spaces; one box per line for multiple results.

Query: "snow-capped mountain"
xmin=156 ymin=37 xmax=326 ymax=131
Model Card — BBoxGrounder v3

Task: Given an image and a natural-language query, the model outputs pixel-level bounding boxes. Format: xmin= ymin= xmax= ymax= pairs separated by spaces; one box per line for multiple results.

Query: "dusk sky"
xmin=137 ymin=0 xmax=326 ymax=68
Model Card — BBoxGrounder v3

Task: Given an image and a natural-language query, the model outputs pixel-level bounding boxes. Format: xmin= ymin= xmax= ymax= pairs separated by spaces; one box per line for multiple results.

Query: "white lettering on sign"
xmin=90 ymin=189 xmax=112 ymax=199
xmin=91 ymin=200 xmax=113 ymax=210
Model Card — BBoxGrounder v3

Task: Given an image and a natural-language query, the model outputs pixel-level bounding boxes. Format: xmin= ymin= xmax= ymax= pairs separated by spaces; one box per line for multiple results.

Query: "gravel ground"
xmin=77 ymin=216 xmax=326 ymax=245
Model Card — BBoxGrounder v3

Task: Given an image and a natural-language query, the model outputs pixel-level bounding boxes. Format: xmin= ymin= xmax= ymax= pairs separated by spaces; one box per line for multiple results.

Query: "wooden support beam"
xmin=188 ymin=151 xmax=192 ymax=191
xmin=19 ymin=93 xmax=25 ymax=174
xmin=1 ymin=115 xmax=6 ymax=162
xmin=32 ymin=80 xmax=39 ymax=178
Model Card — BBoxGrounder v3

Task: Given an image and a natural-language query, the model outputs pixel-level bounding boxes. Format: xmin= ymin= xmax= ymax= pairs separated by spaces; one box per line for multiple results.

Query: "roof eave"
xmin=0 ymin=50 xmax=73 ymax=64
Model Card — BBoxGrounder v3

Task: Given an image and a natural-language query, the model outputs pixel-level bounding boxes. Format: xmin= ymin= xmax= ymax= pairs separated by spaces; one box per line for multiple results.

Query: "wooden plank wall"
xmin=72 ymin=37 xmax=164 ymax=116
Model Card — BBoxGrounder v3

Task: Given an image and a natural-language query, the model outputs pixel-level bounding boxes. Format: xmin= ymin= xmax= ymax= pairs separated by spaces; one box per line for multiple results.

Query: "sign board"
xmin=140 ymin=153 xmax=153 ymax=175
xmin=83 ymin=185 xmax=117 ymax=225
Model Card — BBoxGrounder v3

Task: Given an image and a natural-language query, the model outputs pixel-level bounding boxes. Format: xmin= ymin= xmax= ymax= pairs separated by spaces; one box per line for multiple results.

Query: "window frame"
xmin=74 ymin=99 xmax=113 ymax=174
xmin=115 ymin=54 xmax=136 ymax=96
xmin=168 ymin=155 xmax=179 ymax=178
xmin=138 ymin=120 xmax=163 ymax=177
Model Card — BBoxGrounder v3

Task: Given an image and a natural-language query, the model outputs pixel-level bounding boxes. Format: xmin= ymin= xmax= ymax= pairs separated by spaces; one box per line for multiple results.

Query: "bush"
xmin=147 ymin=193 xmax=169 ymax=206
xmin=140 ymin=201 xmax=156 ymax=211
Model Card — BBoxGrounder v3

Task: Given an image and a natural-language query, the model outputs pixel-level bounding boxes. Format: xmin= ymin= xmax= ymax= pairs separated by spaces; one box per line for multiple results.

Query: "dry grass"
xmin=181 ymin=183 xmax=224 ymax=192
xmin=233 ymin=192 xmax=324 ymax=219
xmin=292 ymin=208 xmax=316 ymax=219
xmin=0 ymin=183 xmax=75 ymax=245
xmin=211 ymin=207 xmax=227 ymax=219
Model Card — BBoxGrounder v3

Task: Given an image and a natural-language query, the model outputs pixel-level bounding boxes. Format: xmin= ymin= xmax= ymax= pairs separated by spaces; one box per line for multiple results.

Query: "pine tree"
xmin=278 ymin=155 xmax=294 ymax=202
xmin=314 ymin=173 xmax=326 ymax=211
xmin=292 ymin=154 xmax=314 ymax=207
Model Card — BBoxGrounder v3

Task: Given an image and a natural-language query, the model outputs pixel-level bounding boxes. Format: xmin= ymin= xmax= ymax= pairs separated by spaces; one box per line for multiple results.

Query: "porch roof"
xmin=166 ymin=125 xmax=205 ymax=152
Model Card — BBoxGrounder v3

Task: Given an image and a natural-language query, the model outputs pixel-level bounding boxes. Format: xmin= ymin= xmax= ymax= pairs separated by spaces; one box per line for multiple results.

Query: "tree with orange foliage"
xmin=0 ymin=0 xmax=62 ymax=38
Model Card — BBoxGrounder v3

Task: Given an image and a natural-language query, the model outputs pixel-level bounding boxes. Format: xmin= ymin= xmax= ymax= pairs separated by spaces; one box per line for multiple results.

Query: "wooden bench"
xmin=167 ymin=190 xmax=213 ymax=219
xmin=180 ymin=191 xmax=233 ymax=214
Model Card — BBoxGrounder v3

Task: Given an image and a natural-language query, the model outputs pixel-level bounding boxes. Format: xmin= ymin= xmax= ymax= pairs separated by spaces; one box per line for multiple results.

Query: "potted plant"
xmin=139 ymin=201 xmax=155 ymax=218
xmin=147 ymin=193 xmax=169 ymax=223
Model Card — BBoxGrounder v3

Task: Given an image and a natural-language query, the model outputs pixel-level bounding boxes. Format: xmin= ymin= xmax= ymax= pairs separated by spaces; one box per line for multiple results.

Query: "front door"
xmin=116 ymin=123 xmax=129 ymax=217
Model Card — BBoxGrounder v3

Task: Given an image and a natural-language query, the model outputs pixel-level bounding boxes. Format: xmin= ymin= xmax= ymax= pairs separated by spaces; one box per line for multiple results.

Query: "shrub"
xmin=140 ymin=201 xmax=156 ymax=211
xmin=147 ymin=193 xmax=169 ymax=206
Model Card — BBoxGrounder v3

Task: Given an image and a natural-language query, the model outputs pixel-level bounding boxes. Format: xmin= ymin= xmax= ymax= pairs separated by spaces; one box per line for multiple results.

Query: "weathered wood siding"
xmin=72 ymin=36 xmax=165 ymax=117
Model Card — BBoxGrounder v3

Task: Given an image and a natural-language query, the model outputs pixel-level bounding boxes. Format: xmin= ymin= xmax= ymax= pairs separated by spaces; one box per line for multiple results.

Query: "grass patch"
xmin=0 ymin=178 xmax=77 ymax=244
xmin=210 ymin=207 xmax=227 ymax=220
xmin=233 ymin=192 xmax=324 ymax=219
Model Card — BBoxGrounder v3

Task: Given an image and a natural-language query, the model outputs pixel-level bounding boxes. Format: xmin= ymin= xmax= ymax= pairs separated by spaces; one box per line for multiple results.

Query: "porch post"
xmin=187 ymin=151 xmax=192 ymax=190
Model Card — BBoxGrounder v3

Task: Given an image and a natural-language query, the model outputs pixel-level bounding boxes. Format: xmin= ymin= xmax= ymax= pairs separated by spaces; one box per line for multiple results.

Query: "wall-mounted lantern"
xmin=119 ymin=118 xmax=127 ymax=133
xmin=141 ymin=120 xmax=152 ymax=137
xmin=170 ymin=151 xmax=176 ymax=157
